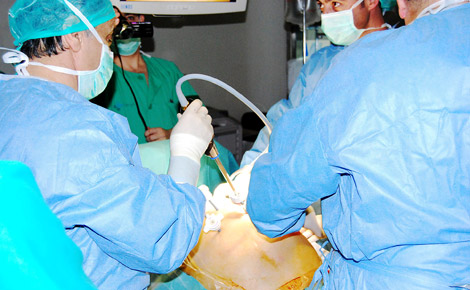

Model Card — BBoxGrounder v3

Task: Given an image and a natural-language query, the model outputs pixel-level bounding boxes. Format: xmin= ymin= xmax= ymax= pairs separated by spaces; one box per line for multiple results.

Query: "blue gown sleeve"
xmin=49 ymin=110 xmax=206 ymax=274
xmin=246 ymin=102 xmax=340 ymax=238
xmin=240 ymin=45 xmax=344 ymax=167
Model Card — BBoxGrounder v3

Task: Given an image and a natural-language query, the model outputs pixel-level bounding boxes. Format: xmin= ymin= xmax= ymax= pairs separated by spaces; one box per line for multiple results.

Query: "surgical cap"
xmin=9 ymin=0 xmax=115 ymax=47
xmin=380 ymin=0 xmax=397 ymax=11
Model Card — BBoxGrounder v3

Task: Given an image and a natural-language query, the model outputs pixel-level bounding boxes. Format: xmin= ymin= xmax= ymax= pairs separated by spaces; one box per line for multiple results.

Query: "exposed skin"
xmin=113 ymin=12 xmax=172 ymax=142
xmin=26 ymin=13 xmax=120 ymax=92
xmin=396 ymin=0 xmax=440 ymax=24
xmin=317 ymin=0 xmax=387 ymax=37
xmin=183 ymin=209 xmax=322 ymax=290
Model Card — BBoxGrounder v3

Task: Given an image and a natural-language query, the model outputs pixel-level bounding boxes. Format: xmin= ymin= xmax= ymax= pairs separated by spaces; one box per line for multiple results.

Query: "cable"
xmin=176 ymin=74 xmax=273 ymax=134
xmin=115 ymin=47 xmax=149 ymax=131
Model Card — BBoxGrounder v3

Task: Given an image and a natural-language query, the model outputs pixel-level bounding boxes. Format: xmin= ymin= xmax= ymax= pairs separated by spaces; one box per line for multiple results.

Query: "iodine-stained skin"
xmin=183 ymin=209 xmax=321 ymax=290
xmin=138 ymin=142 xmax=321 ymax=289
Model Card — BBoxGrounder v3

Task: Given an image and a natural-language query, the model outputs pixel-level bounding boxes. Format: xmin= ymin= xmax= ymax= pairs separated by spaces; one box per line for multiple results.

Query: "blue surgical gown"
xmin=247 ymin=4 xmax=470 ymax=289
xmin=241 ymin=45 xmax=345 ymax=167
xmin=0 ymin=75 xmax=206 ymax=290
xmin=0 ymin=161 xmax=97 ymax=290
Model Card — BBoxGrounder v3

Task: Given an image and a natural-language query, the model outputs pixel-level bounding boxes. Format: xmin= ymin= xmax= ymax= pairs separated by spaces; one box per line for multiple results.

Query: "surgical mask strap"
xmin=28 ymin=59 xmax=99 ymax=76
xmin=362 ymin=22 xmax=392 ymax=33
xmin=351 ymin=0 xmax=365 ymax=10
xmin=0 ymin=47 xmax=30 ymax=76
xmin=62 ymin=0 xmax=105 ymax=46
xmin=27 ymin=0 xmax=112 ymax=76
xmin=1 ymin=1 xmax=108 ymax=77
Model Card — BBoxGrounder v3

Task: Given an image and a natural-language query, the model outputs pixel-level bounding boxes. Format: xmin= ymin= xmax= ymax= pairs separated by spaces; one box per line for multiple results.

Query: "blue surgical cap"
xmin=9 ymin=0 xmax=115 ymax=47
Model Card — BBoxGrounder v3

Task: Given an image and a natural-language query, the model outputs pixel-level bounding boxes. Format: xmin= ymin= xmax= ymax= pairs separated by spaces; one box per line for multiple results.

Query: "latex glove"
xmin=145 ymin=127 xmax=172 ymax=142
xmin=299 ymin=227 xmax=327 ymax=261
xmin=168 ymin=100 xmax=213 ymax=185
xmin=300 ymin=227 xmax=319 ymax=247
xmin=303 ymin=205 xmax=324 ymax=238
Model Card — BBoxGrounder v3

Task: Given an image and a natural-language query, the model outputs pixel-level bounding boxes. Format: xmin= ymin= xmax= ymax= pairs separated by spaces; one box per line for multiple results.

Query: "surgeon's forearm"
xmin=168 ymin=155 xmax=200 ymax=186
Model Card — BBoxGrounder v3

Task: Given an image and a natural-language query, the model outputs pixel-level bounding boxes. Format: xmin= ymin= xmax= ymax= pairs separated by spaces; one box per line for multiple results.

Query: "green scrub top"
xmin=101 ymin=54 xmax=198 ymax=144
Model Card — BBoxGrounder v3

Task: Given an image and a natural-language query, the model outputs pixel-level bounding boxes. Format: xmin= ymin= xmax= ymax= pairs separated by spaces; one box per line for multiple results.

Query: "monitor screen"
xmin=111 ymin=0 xmax=248 ymax=15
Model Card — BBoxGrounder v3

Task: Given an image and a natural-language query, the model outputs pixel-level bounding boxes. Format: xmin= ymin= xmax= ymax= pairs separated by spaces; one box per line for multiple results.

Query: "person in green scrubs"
xmin=98 ymin=52 xmax=198 ymax=144
xmin=94 ymin=14 xmax=198 ymax=144
xmin=92 ymin=12 xmax=239 ymax=185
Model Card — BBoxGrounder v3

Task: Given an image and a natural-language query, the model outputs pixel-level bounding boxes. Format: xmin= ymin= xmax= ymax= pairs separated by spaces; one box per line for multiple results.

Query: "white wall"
xmin=0 ymin=0 xmax=288 ymax=122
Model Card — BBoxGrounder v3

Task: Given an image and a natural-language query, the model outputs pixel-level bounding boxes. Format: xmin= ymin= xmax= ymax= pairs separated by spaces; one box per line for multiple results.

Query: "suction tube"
xmin=176 ymin=74 xmax=273 ymax=134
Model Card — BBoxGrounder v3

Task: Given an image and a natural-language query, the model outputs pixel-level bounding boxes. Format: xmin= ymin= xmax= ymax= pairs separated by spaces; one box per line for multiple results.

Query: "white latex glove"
xmin=168 ymin=100 xmax=213 ymax=185
xmin=304 ymin=205 xmax=324 ymax=238
xmin=300 ymin=227 xmax=327 ymax=262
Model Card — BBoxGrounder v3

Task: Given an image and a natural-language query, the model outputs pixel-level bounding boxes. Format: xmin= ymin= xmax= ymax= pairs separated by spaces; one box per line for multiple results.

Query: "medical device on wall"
xmin=285 ymin=0 xmax=320 ymax=64
xmin=111 ymin=0 xmax=248 ymax=15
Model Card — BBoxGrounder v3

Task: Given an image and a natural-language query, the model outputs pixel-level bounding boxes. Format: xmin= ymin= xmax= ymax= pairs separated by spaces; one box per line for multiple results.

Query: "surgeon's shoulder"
xmin=326 ymin=28 xmax=397 ymax=70
xmin=74 ymin=97 xmax=135 ymax=139
xmin=0 ymin=74 xmax=47 ymax=91
xmin=303 ymin=44 xmax=345 ymax=70
xmin=344 ymin=27 xmax=397 ymax=55
xmin=7 ymin=76 xmax=132 ymax=136
xmin=315 ymin=44 xmax=345 ymax=56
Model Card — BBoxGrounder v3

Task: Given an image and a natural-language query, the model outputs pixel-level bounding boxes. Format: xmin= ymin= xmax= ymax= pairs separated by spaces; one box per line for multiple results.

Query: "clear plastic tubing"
xmin=176 ymin=73 xmax=273 ymax=134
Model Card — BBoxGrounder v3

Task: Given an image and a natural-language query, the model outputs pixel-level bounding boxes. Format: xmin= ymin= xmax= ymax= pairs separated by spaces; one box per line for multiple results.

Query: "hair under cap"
xmin=9 ymin=0 xmax=115 ymax=47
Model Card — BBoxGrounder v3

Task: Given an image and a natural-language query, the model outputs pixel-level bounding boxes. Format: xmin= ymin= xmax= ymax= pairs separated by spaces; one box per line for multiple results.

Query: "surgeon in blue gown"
xmin=247 ymin=0 xmax=470 ymax=288
xmin=240 ymin=0 xmax=389 ymax=167
xmin=240 ymin=45 xmax=344 ymax=167
xmin=0 ymin=0 xmax=213 ymax=289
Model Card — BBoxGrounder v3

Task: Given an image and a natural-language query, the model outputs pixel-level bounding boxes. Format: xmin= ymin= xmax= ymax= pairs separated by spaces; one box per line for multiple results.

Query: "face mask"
xmin=20 ymin=0 xmax=114 ymax=100
xmin=76 ymin=44 xmax=113 ymax=99
xmin=321 ymin=0 xmax=384 ymax=46
xmin=116 ymin=38 xmax=141 ymax=56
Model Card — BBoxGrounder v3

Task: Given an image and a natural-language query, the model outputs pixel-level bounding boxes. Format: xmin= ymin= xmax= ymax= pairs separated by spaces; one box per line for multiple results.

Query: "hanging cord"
xmin=115 ymin=45 xmax=149 ymax=131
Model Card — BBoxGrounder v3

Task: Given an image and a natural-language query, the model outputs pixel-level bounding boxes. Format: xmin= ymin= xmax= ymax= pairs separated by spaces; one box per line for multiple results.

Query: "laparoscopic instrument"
xmin=176 ymin=74 xmax=273 ymax=204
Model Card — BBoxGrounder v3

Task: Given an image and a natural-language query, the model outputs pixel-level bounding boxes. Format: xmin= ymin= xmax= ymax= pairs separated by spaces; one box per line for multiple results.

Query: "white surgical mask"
xmin=116 ymin=38 xmax=141 ymax=56
xmin=6 ymin=0 xmax=114 ymax=100
xmin=321 ymin=0 xmax=388 ymax=46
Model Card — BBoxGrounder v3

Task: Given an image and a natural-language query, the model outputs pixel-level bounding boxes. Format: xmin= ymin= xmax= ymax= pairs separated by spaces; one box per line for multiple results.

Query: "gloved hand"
xmin=303 ymin=205 xmax=324 ymax=239
xmin=168 ymin=99 xmax=214 ymax=185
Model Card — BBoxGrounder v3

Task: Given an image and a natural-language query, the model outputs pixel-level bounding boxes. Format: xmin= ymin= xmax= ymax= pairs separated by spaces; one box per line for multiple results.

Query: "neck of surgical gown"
xmin=247 ymin=4 xmax=470 ymax=289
